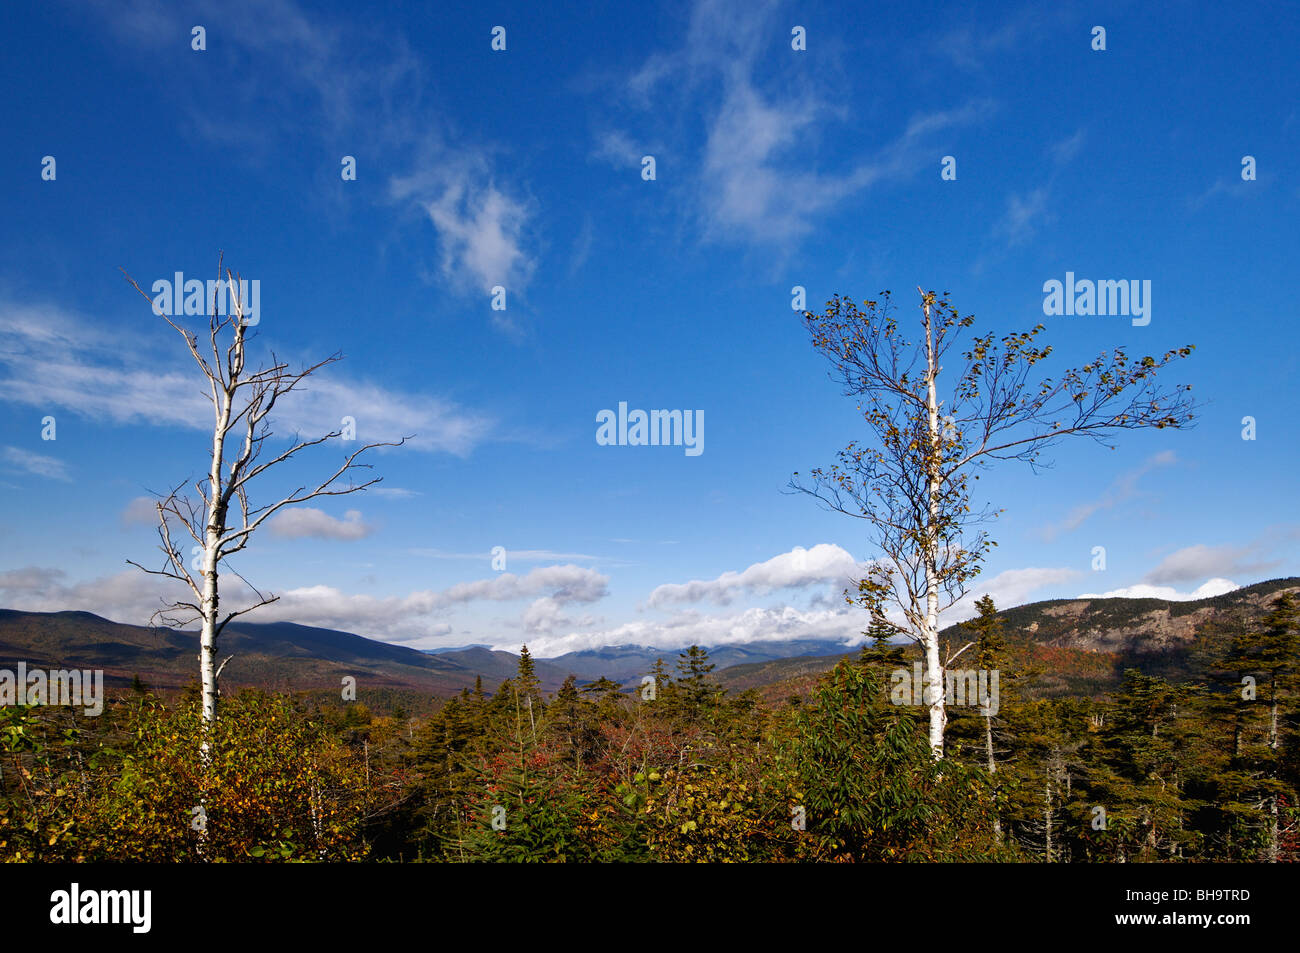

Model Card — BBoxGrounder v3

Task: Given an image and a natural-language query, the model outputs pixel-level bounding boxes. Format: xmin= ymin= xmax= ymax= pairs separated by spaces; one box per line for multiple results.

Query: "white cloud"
xmin=389 ymin=159 xmax=536 ymax=322
xmin=935 ymin=9 xmax=1054 ymax=72
xmin=521 ymin=596 xmax=583 ymax=634
xmin=521 ymin=560 xmax=1083 ymax=655
xmin=1 ymin=446 xmax=71 ymax=482
xmin=0 ymin=303 xmax=493 ymax=456
xmin=437 ymin=565 xmax=609 ymax=606
xmin=1144 ymin=542 xmax=1279 ymax=585
xmin=0 ymin=562 xmax=611 ymax=646
xmin=1079 ymin=578 xmax=1240 ymax=601
xmin=424 ymin=181 xmax=534 ymax=297
xmin=90 ymin=0 xmax=537 ymax=323
xmin=618 ymin=0 xmax=993 ymax=244
xmin=647 ymin=543 xmax=860 ymax=607
xmin=268 ymin=508 xmax=373 ymax=541
xmin=515 ymin=603 xmax=865 ymax=657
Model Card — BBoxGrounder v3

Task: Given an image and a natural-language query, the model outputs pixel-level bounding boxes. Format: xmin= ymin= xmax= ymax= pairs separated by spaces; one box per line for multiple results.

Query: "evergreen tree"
xmin=965 ymin=595 xmax=1009 ymax=842
xmin=1084 ymin=671 xmax=1196 ymax=861
xmin=858 ymin=612 xmax=906 ymax=675
xmin=516 ymin=646 xmax=542 ymax=708
xmin=676 ymin=645 xmax=719 ymax=720
xmin=1217 ymin=593 xmax=1300 ymax=861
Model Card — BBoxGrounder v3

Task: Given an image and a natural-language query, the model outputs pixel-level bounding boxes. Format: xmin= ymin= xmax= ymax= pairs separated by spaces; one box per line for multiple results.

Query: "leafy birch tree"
xmin=123 ymin=257 xmax=404 ymax=741
xmin=792 ymin=287 xmax=1196 ymax=758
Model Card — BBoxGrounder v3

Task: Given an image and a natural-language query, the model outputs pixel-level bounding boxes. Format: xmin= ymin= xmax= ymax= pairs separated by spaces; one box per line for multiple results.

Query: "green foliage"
xmin=1 ymin=692 xmax=372 ymax=862
xmin=4 ymin=591 xmax=1297 ymax=863
xmin=778 ymin=660 xmax=1003 ymax=861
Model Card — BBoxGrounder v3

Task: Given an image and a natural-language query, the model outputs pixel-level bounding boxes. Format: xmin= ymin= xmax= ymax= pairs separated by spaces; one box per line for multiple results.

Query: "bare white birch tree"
xmin=123 ymin=256 xmax=405 ymax=743
xmin=792 ymin=288 xmax=1196 ymax=758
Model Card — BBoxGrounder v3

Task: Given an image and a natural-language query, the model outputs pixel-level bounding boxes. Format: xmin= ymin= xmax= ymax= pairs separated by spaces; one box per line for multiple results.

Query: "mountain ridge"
xmin=1 ymin=576 xmax=1295 ymax=707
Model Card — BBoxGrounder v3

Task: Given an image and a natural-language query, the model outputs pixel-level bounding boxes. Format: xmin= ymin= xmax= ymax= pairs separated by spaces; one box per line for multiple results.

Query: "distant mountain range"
xmin=1 ymin=576 xmax=1295 ymax=709
xmin=0 ymin=607 xmax=849 ymax=702
xmin=420 ymin=639 xmax=856 ymax=685
xmin=715 ymin=576 xmax=1300 ymax=702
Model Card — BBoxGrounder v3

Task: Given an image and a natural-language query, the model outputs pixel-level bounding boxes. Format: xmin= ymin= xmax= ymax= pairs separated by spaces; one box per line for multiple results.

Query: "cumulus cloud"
xmin=0 ymin=563 xmax=610 ymax=646
xmin=519 ymin=596 xmax=599 ymax=635
xmin=521 ymin=557 xmax=1083 ymax=656
xmin=268 ymin=508 xmax=373 ymax=541
xmin=1078 ymin=578 xmax=1240 ymax=601
xmin=647 ymin=544 xmax=860 ymax=607
xmin=514 ymin=603 xmax=865 ymax=657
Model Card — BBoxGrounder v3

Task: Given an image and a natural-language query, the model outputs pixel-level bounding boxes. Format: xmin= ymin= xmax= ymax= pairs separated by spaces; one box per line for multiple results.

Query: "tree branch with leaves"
xmin=791 ymin=287 xmax=1196 ymax=757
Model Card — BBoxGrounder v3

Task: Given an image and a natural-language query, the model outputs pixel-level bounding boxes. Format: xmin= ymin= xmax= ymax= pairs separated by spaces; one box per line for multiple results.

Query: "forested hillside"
xmin=4 ymin=587 xmax=1297 ymax=862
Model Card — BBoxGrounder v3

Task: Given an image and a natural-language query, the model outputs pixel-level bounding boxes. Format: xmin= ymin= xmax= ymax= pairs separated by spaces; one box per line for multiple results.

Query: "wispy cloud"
xmin=0 ymin=301 xmax=493 ymax=455
xmin=591 ymin=130 xmax=649 ymax=168
xmin=1050 ymin=128 xmax=1087 ymax=165
xmin=1 ymin=446 xmax=71 ymax=482
xmin=609 ymin=0 xmax=994 ymax=246
xmin=389 ymin=153 xmax=538 ymax=313
xmin=993 ymin=187 xmax=1051 ymax=248
xmin=411 ymin=548 xmax=602 ymax=563
xmin=121 ymin=496 xmax=158 ymax=527
xmin=1039 ymin=450 xmax=1178 ymax=541
xmin=934 ymin=8 xmax=1064 ymax=72
xmin=1188 ymin=175 xmax=1265 ymax=211
xmin=370 ymin=487 xmax=421 ymax=499
xmin=1143 ymin=541 xmax=1282 ymax=586
xmin=91 ymin=0 xmax=539 ymax=320
xmin=984 ymin=127 xmax=1086 ymax=261
xmin=947 ymin=566 xmax=1083 ymax=620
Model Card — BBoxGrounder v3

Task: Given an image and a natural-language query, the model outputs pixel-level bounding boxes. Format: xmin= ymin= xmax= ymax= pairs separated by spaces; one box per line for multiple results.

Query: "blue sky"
xmin=0 ymin=0 xmax=1297 ymax=655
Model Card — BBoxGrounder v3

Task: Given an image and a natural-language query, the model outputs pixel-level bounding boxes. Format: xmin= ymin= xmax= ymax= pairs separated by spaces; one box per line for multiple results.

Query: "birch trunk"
xmin=923 ymin=296 xmax=946 ymax=758
xmin=199 ymin=379 xmax=234 ymax=740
